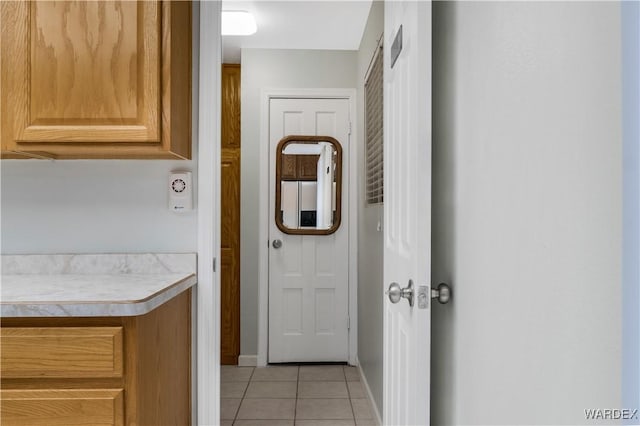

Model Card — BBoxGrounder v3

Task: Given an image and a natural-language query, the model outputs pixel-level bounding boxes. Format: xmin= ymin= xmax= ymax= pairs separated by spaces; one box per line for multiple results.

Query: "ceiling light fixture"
xmin=222 ymin=10 xmax=257 ymax=36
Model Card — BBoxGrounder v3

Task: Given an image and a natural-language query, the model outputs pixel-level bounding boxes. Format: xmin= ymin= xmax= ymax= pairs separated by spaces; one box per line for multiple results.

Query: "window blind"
xmin=365 ymin=42 xmax=384 ymax=205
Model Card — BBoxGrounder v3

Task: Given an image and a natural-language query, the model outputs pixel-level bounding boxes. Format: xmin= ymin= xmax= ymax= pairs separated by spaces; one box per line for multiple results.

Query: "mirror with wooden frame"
xmin=275 ymin=135 xmax=343 ymax=235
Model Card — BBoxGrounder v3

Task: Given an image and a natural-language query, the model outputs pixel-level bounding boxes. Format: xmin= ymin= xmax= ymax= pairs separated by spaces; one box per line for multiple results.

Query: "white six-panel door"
xmin=269 ymin=98 xmax=351 ymax=362
xmin=383 ymin=1 xmax=432 ymax=425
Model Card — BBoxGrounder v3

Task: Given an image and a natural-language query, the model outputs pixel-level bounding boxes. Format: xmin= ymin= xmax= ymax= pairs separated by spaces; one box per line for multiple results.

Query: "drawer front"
xmin=1 ymin=327 xmax=123 ymax=378
xmin=0 ymin=389 xmax=124 ymax=426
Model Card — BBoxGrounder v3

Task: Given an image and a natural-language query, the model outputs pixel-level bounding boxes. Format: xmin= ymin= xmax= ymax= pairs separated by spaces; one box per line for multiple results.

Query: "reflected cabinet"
xmin=275 ymin=135 xmax=343 ymax=235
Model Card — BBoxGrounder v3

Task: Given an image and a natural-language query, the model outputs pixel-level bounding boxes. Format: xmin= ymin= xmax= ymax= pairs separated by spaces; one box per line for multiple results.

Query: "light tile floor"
xmin=221 ymin=365 xmax=376 ymax=426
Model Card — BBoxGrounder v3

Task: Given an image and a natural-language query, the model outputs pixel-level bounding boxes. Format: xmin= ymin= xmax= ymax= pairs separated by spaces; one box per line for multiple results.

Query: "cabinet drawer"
xmin=0 ymin=327 xmax=123 ymax=378
xmin=0 ymin=389 xmax=124 ymax=426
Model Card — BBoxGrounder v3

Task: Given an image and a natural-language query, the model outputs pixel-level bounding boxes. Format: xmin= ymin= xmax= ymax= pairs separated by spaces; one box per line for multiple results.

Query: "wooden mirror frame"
xmin=275 ymin=135 xmax=343 ymax=235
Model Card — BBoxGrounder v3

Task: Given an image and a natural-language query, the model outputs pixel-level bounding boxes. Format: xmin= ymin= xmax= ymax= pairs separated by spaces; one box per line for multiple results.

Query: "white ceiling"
xmin=221 ymin=1 xmax=373 ymax=63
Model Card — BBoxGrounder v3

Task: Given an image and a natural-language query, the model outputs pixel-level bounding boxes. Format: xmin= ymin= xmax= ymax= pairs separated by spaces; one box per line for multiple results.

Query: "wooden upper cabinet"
xmin=0 ymin=1 xmax=192 ymax=159
xmin=280 ymin=154 xmax=297 ymax=180
xmin=297 ymin=154 xmax=320 ymax=180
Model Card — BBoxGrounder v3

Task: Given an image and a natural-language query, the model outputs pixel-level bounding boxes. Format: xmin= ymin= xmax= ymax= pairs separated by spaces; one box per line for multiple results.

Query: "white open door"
xmin=383 ymin=1 xmax=432 ymax=425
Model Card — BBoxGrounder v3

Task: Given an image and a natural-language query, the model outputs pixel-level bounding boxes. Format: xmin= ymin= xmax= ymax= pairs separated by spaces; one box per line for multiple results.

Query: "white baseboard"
xmin=238 ymin=355 xmax=258 ymax=366
xmin=356 ymin=358 xmax=383 ymax=426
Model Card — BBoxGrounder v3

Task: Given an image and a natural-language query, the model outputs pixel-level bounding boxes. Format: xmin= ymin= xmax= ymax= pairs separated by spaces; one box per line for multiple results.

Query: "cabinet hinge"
xmin=213 ymin=257 xmax=217 ymax=272
xmin=348 ymin=121 xmax=352 ymax=135
xmin=347 ymin=316 xmax=351 ymax=330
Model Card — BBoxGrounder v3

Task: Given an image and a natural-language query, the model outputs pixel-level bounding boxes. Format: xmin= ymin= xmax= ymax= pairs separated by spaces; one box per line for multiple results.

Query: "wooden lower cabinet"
xmin=0 ymin=289 xmax=191 ymax=426
xmin=1 ymin=326 xmax=124 ymax=379
xmin=1 ymin=389 xmax=124 ymax=426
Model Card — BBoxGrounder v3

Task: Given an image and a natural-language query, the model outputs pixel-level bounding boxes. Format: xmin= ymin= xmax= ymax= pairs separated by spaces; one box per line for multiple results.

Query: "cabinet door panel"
xmin=298 ymin=154 xmax=320 ymax=180
xmin=3 ymin=1 xmax=160 ymax=144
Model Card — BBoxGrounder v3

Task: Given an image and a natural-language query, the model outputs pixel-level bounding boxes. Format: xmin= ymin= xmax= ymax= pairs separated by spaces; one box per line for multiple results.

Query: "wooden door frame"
xmin=257 ymin=89 xmax=359 ymax=367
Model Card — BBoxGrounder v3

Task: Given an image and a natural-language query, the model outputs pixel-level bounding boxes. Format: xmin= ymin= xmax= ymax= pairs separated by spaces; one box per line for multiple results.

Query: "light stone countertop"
xmin=0 ymin=253 xmax=197 ymax=317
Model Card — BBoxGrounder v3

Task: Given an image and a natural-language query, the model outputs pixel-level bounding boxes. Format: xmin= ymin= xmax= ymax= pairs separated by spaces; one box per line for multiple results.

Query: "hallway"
xmin=221 ymin=365 xmax=376 ymax=425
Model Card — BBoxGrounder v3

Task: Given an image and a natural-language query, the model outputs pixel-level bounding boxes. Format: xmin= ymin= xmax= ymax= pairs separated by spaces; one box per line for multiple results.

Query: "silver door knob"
xmin=431 ymin=283 xmax=451 ymax=304
xmin=386 ymin=280 xmax=414 ymax=307
xmin=272 ymin=239 xmax=283 ymax=249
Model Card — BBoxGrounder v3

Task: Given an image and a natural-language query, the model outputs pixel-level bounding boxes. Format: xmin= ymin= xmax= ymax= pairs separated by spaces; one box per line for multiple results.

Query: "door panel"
xmin=383 ymin=1 xmax=432 ymax=425
xmin=220 ymin=246 xmax=239 ymax=364
xmin=220 ymin=63 xmax=241 ymax=365
xmin=221 ymin=150 xmax=240 ymax=364
xmin=268 ymin=98 xmax=350 ymax=362
xmin=221 ymin=65 xmax=241 ymax=149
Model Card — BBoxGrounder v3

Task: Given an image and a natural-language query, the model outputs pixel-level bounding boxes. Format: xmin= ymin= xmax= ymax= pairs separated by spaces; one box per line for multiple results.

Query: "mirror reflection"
xmin=275 ymin=136 xmax=342 ymax=235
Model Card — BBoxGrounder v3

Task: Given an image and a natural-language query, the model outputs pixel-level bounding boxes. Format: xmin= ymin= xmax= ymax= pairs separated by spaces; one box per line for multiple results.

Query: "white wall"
xmin=1 ymin=12 xmax=199 ymax=256
xmin=240 ymin=49 xmax=358 ymax=355
xmin=621 ymin=0 xmax=640 ymax=415
xmin=432 ymin=2 xmax=623 ymax=425
xmin=356 ymin=0 xmax=384 ymax=416
xmin=1 ymin=160 xmax=197 ymax=253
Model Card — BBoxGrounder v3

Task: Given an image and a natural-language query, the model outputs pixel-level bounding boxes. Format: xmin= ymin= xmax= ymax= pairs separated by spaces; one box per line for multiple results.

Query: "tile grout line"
xmin=235 ymin=367 xmax=254 ymax=423
xmin=346 ymin=366 xmax=358 ymax=424
xmin=294 ymin=365 xmax=300 ymax=422
xmin=233 ymin=366 xmax=253 ymax=424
